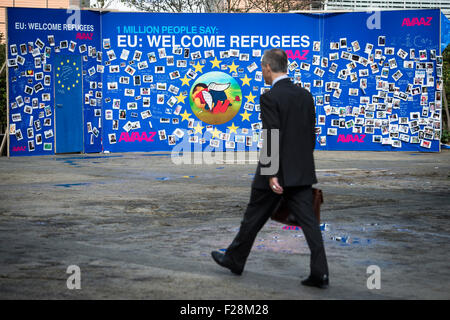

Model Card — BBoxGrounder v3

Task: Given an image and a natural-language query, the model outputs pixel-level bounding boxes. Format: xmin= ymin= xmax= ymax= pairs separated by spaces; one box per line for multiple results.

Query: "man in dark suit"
xmin=211 ymin=49 xmax=329 ymax=289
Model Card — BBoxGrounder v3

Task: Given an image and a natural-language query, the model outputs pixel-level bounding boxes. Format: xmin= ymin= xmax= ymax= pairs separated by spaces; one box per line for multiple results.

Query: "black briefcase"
xmin=271 ymin=188 xmax=323 ymax=226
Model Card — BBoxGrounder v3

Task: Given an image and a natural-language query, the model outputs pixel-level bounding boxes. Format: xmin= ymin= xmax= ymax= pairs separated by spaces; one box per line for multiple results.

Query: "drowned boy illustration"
xmin=192 ymin=82 xmax=240 ymax=114
xmin=189 ymin=71 xmax=243 ymax=125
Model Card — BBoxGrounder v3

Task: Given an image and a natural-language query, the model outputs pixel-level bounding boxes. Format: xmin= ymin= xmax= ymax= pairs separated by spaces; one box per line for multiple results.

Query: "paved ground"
xmin=0 ymin=150 xmax=449 ymax=300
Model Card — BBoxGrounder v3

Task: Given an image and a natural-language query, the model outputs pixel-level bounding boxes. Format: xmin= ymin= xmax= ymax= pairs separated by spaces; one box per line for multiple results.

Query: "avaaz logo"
xmin=76 ymin=32 xmax=94 ymax=40
xmin=12 ymin=146 xmax=27 ymax=152
xmin=402 ymin=17 xmax=432 ymax=27
xmin=285 ymin=50 xmax=309 ymax=60
xmin=337 ymin=134 xmax=366 ymax=143
xmin=118 ymin=131 xmax=157 ymax=143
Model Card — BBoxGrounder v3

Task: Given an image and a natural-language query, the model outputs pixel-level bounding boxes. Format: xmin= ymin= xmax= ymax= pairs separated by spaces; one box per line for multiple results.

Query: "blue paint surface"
xmin=7 ymin=8 xmax=102 ymax=156
xmin=55 ymin=155 xmax=123 ymax=160
xmin=54 ymin=183 xmax=90 ymax=188
xmin=6 ymin=8 xmax=444 ymax=156
xmin=54 ymin=55 xmax=83 ymax=154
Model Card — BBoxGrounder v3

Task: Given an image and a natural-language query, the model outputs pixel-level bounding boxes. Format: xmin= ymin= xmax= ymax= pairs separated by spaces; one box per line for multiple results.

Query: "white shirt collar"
xmin=271 ymin=74 xmax=289 ymax=87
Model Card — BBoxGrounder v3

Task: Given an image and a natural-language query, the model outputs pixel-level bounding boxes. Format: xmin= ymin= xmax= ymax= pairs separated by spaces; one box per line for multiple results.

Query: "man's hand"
xmin=269 ymin=176 xmax=283 ymax=195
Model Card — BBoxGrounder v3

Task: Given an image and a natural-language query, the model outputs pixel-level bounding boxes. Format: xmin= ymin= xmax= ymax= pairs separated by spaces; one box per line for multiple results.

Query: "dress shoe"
xmin=211 ymin=251 xmax=243 ymax=275
xmin=301 ymin=274 xmax=329 ymax=289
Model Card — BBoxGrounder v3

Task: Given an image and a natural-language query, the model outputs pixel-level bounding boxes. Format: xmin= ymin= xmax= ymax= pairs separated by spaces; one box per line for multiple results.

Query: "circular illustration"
xmin=189 ymin=71 xmax=242 ymax=125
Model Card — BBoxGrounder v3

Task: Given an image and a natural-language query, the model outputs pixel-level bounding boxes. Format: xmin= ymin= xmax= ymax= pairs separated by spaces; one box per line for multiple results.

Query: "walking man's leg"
xmin=212 ymin=187 xmax=281 ymax=274
xmin=285 ymin=186 xmax=329 ymax=287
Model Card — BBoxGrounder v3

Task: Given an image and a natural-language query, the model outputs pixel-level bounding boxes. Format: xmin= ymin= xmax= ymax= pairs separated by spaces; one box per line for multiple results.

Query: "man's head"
xmin=261 ymin=49 xmax=288 ymax=85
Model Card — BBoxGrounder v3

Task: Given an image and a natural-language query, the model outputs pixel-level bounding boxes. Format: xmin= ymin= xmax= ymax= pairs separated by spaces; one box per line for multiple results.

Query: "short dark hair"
xmin=261 ymin=49 xmax=288 ymax=73
xmin=193 ymin=83 xmax=207 ymax=91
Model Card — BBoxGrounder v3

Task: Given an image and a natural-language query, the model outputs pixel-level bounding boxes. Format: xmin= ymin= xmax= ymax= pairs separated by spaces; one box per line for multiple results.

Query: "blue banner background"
xmin=7 ymin=7 xmax=102 ymax=156
xmin=6 ymin=8 xmax=444 ymax=155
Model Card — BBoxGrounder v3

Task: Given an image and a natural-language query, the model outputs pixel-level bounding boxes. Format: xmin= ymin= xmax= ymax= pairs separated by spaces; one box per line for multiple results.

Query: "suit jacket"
xmin=252 ymin=78 xmax=317 ymax=190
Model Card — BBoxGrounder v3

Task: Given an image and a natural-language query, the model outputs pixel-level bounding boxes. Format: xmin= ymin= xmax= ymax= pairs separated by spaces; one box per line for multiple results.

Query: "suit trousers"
xmin=225 ymin=185 xmax=329 ymax=278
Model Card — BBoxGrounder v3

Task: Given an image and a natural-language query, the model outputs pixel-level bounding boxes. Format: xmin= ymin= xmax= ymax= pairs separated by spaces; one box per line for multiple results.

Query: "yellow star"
xmin=180 ymin=110 xmax=191 ymax=122
xmin=194 ymin=122 xmax=204 ymax=134
xmin=240 ymin=110 xmax=251 ymax=122
xmin=210 ymin=57 xmax=222 ymax=69
xmin=211 ymin=127 xmax=221 ymax=138
xmin=227 ymin=122 xmax=239 ymax=134
xmin=228 ymin=61 xmax=239 ymax=73
xmin=193 ymin=62 xmax=204 ymax=73
xmin=245 ymin=92 xmax=257 ymax=103
xmin=240 ymin=74 xmax=252 ymax=86
xmin=175 ymin=93 xmax=187 ymax=104
xmin=180 ymin=74 xmax=192 ymax=86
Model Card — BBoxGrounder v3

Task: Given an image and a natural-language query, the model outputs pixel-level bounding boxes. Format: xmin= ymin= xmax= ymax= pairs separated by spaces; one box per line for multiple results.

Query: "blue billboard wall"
xmin=442 ymin=11 xmax=450 ymax=52
xmin=100 ymin=12 xmax=322 ymax=153
xmin=319 ymin=10 xmax=442 ymax=151
xmin=7 ymin=7 xmax=102 ymax=156
xmin=7 ymin=8 xmax=445 ymax=156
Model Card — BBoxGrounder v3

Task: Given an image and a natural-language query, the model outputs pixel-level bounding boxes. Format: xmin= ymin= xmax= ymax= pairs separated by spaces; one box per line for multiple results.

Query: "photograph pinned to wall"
xmin=44 ymin=129 xmax=54 ymax=139
xmin=35 ymin=134 xmax=42 ymax=145
xmin=28 ymin=140 xmax=35 ymax=152
xmin=69 ymin=41 xmax=77 ymax=52
xmin=108 ymin=133 xmax=117 ymax=144
xmin=43 ymin=143 xmax=52 ymax=151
